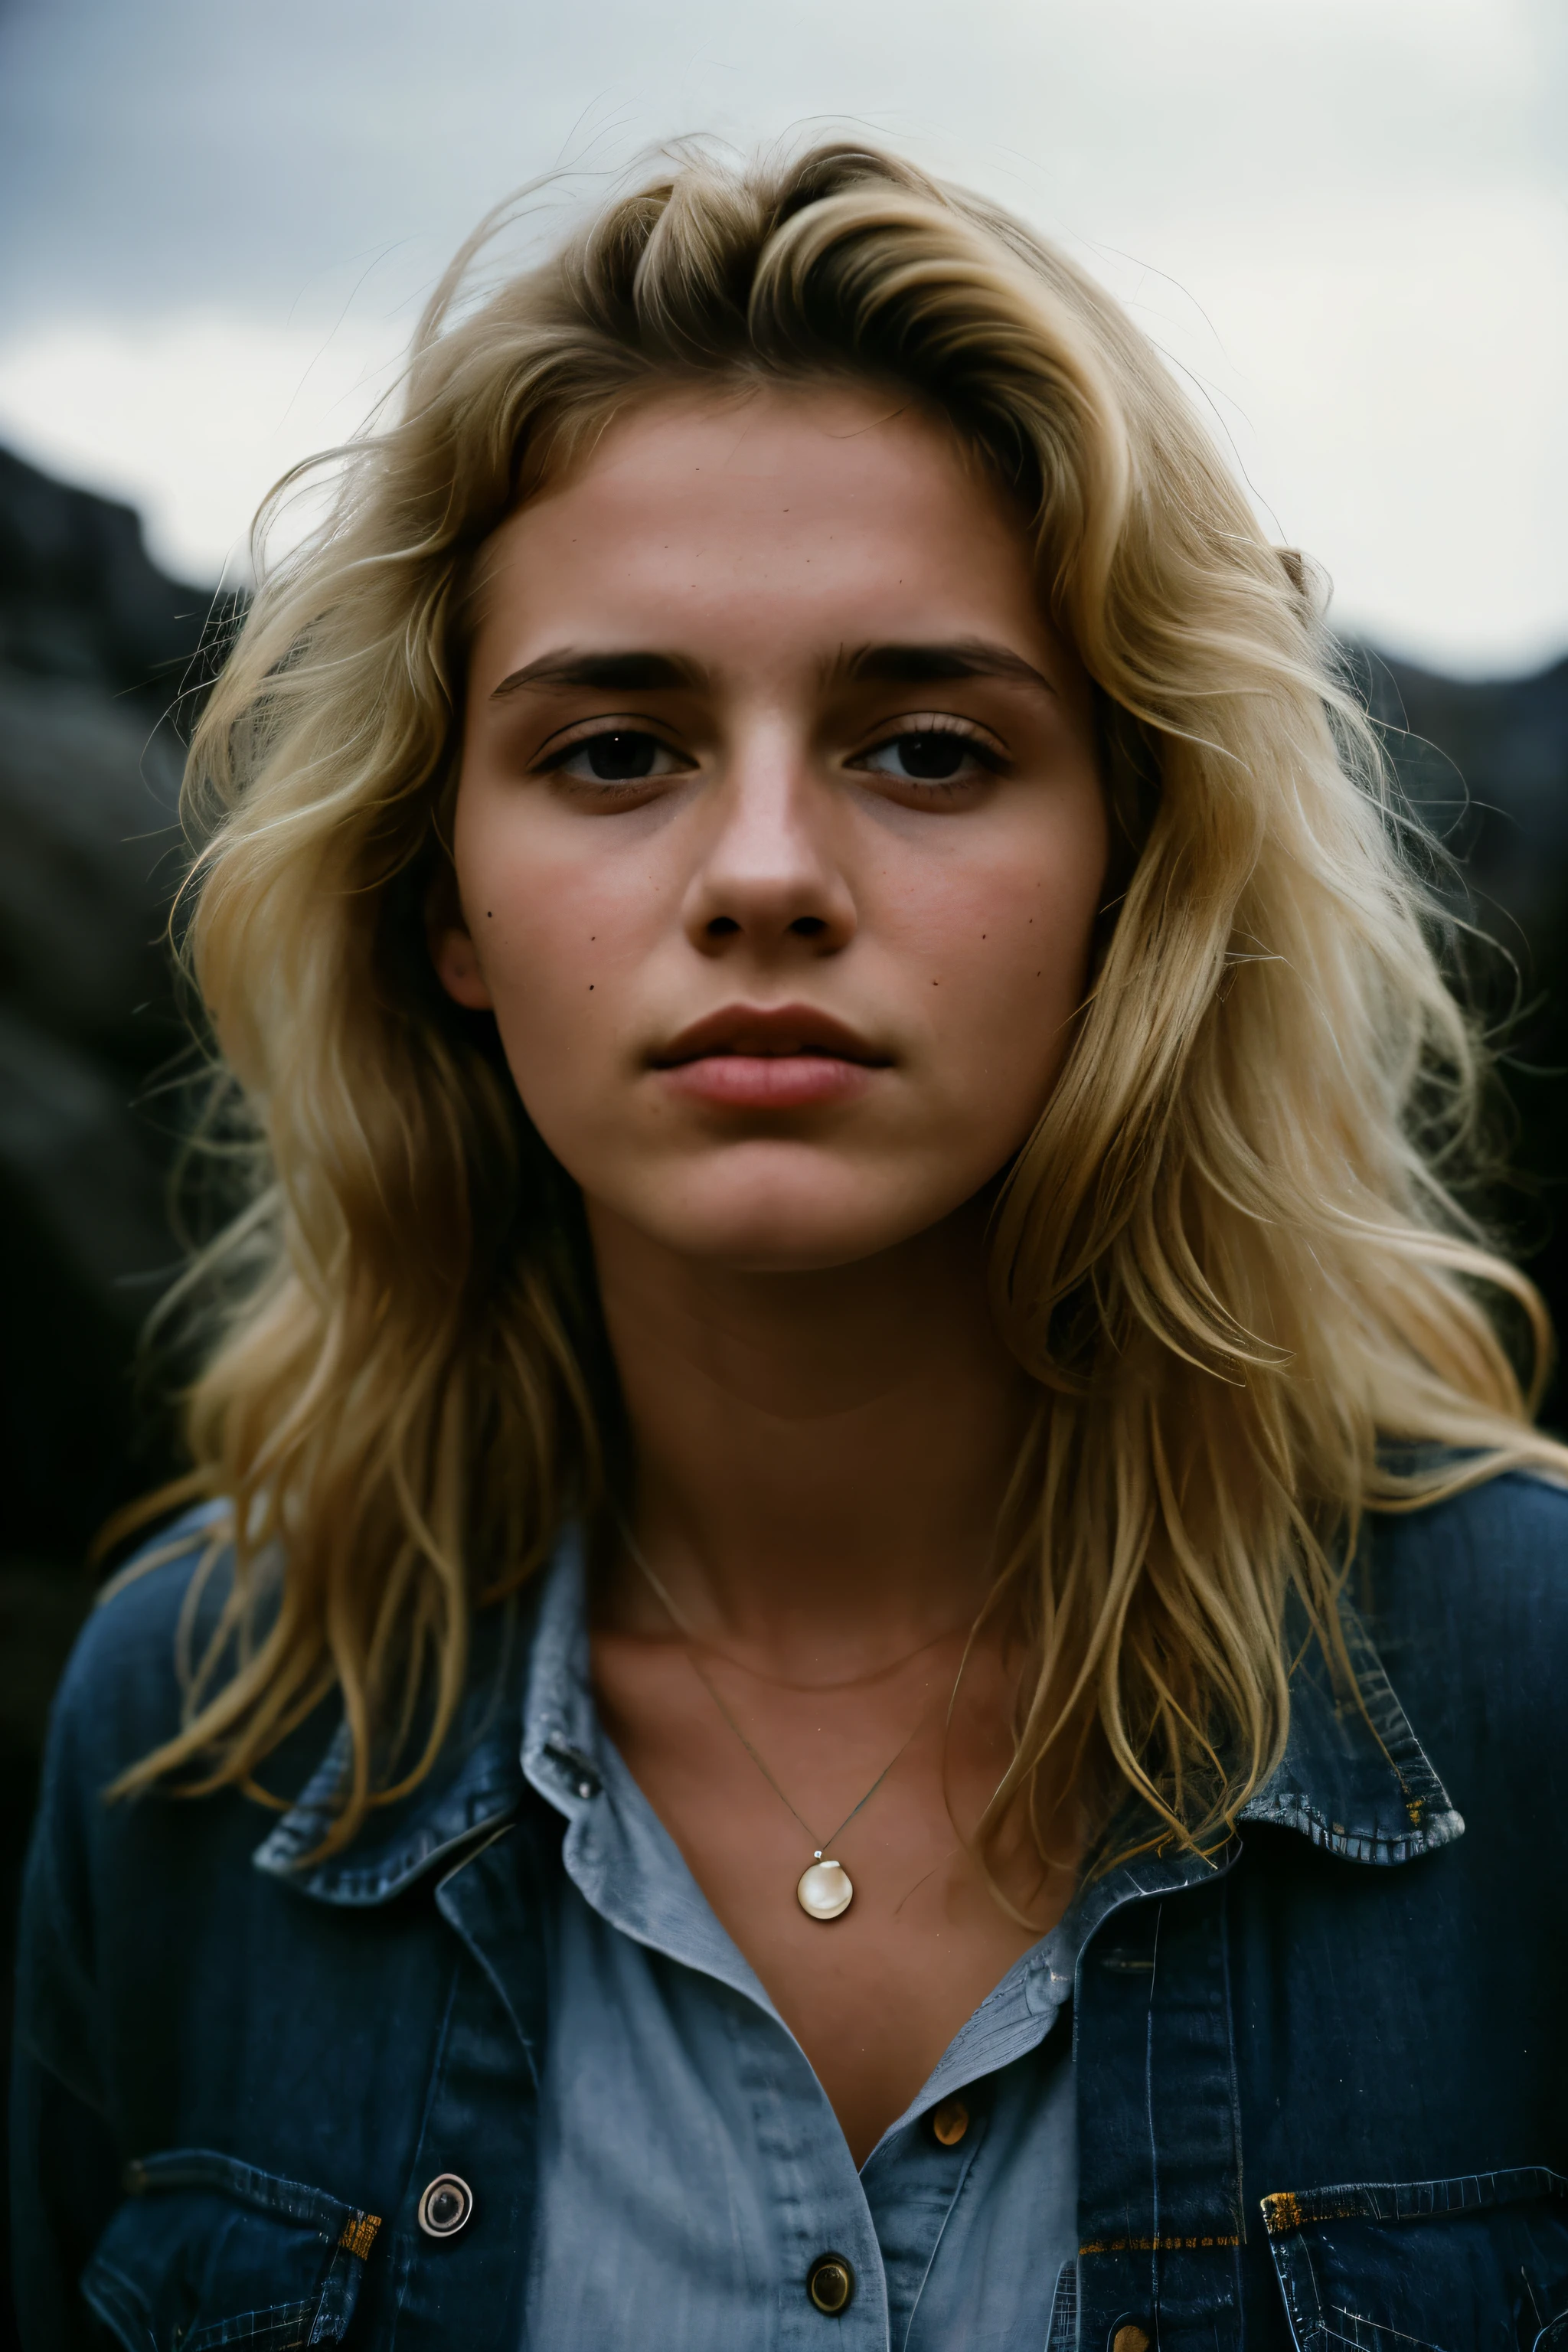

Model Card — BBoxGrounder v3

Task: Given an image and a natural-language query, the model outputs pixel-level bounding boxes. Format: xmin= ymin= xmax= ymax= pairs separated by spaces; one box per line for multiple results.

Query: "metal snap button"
xmin=929 ymin=2096 xmax=970 ymax=2147
xmin=1113 ymin=2327 xmax=1151 ymax=2352
xmin=807 ymin=2252 xmax=855 ymax=2316
xmin=416 ymin=2173 xmax=474 ymax=2239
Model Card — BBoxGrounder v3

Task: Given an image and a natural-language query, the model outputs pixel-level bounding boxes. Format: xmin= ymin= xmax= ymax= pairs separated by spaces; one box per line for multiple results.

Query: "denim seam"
xmin=123 ymin=2149 xmax=351 ymax=2235
xmin=1236 ymin=1796 xmax=1464 ymax=1865
xmin=191 ymin=2300 xmax=317 ymax=2350
xmin=1260 ymin=2167 xmax=1568 ymax=2232
xmin=79 ymin=2259 xmax=158 ymax=2352
xmin=253 ymin=1779 xmax=521 ymax=1904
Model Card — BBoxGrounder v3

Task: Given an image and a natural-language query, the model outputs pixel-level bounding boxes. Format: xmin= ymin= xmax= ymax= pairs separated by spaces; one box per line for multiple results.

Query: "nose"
xmin=681 ymin=724 xmax=857 ymax=962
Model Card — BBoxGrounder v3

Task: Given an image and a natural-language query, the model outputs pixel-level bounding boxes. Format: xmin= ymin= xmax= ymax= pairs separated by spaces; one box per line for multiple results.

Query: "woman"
xmin=13 ymin=141 xmax=1568 ymax=2349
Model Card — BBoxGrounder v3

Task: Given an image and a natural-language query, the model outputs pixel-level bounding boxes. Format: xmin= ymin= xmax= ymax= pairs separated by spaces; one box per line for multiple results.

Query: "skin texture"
xmin=436 ymin=382 xmax=1109 ymax=2164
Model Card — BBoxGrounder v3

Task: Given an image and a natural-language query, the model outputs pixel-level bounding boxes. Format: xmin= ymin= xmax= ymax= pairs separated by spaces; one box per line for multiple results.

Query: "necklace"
xmin=620 ymin=1527 xmax=943 ymax=1923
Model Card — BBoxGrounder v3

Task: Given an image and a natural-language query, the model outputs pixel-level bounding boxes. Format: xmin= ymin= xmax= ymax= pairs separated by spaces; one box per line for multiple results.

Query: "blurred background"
xmin=1 ymin=0 xmax=1564 ymax=2324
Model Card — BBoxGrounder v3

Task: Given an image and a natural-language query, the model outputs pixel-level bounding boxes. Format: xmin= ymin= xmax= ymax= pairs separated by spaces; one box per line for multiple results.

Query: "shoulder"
xmin=18 ymin=1506 xmax=251 ymax=2099
xmin=1357 ymin=1468 xmax=1568 ymax=1811
xmin=1361 ymin=1465 xmax=1568 ymax=1636
xmin=47 ymin=1501 xmax=242 ymax=1779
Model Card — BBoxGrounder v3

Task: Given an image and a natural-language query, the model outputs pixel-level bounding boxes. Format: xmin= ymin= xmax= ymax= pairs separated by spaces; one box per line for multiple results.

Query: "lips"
xmin=651 ymin=1004 xmax=890 ymax=1110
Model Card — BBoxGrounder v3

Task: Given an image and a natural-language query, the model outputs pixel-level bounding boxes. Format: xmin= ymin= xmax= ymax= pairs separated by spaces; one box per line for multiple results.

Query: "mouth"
xmin=650 ymin=1004 xmax=891 ymax=1111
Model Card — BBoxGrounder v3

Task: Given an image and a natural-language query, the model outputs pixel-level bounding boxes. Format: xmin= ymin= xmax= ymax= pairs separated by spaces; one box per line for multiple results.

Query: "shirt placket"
xmin=863 ymin=1943 xmax=1077 ymax=2350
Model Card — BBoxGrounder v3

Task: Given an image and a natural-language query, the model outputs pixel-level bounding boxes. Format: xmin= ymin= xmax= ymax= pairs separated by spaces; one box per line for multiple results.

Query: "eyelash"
xmin=533 ymin=711 xmax=1008 ymax=793
xmin=537 ymin=720 xmax=690 ymax=790
xmin=848 ymin=714 xmax=1008 ymax=786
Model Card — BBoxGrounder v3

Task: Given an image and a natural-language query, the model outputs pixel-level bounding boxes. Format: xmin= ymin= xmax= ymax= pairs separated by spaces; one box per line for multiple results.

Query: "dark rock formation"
xmin=0 ymin=448 xmax=225 ymax=1579
xmin=0 ymin=451 xmax=237 ymax=2334
xmin=1354 ymin=647 xmax=1568 ymax=1341
xmin=1365 ymin=644 xmax=1568 ymax=923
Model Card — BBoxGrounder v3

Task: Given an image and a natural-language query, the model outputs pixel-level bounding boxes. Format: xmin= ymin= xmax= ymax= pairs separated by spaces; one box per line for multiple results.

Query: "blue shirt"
xmin=518 ymin=1539 xmax=1080 ymax=2349
xmin=13 ymin=1472 xmax=1568 ymax=2349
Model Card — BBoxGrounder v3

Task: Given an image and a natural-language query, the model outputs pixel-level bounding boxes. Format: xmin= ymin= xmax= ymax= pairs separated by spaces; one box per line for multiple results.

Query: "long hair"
xmin=113 ymin=139 xmax=1566 ymax=1858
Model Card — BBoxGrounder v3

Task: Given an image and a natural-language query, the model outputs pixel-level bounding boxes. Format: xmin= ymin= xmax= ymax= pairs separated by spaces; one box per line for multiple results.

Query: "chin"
xmin=697 ymin=1234 xmax=896 ymax=1276
xmin=622 ymin=1157 xmax=971 ymax=1276
xmin=662 ymin=1208 xmax=913 ymax=1276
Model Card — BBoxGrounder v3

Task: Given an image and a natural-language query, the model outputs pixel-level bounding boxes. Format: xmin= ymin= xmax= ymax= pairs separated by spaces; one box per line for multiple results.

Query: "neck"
xmin=587 ymin=1197 xmax=1034 ymax=1671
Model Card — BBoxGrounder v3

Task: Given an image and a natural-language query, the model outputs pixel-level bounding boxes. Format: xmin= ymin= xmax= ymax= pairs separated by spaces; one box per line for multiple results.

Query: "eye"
xmin=850 ymin=723 xmax=1004 ymax=790
xmin=547 ymin=729 xmax=688 ymax=786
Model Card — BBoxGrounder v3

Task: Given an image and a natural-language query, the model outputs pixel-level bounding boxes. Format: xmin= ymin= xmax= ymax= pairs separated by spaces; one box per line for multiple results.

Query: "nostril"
xmin=789 ymin=916 xmax=827 ymax=937
xmin=706 ymin=916 xmax=740 ymax=938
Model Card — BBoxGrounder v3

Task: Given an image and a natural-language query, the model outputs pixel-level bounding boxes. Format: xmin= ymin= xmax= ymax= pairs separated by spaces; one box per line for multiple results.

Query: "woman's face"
xmin=439 ymin=383 xmax=1109 ymax=1272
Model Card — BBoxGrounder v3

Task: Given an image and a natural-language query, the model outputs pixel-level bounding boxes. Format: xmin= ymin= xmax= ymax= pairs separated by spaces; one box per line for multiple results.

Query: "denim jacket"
xmin=11 ymin=1471 xmax=1568 ymax=2350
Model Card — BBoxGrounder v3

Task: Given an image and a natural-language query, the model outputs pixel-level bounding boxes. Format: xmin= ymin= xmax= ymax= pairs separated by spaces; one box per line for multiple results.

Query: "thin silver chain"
xmin=620 ymin=1524 xmax=938 ymax=1858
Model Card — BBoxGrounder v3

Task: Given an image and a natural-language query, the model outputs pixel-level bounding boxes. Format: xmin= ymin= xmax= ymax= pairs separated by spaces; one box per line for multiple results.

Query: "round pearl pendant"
xmin=796 ymin=1856 xmax=854 ymax=1920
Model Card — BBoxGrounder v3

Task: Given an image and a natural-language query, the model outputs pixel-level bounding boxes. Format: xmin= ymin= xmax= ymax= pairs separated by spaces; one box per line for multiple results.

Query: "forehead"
xmin=541 ymin=378 xmax=992 ymax=515
xmin=467 ymin=382 xmax=1045 ymax=681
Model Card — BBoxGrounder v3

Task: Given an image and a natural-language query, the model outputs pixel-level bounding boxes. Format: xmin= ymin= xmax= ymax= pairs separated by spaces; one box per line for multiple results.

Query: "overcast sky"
xmin=1 ymin=0 xmax=1563 ymax=675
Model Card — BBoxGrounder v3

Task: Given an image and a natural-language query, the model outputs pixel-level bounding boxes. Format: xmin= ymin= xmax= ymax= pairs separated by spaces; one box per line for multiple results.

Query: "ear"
xmin=426 ymin=858 xmax=495 ymax=1011
xmin=431 ymin=924 xmax=495 ymax=1011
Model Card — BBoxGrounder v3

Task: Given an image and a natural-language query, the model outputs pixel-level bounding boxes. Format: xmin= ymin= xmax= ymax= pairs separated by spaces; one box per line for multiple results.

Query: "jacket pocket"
xmin=81 ymin=2148 xmax=382 ymax=2351
xmin=1261 ymin=2168 xmax=1568 ymax=2352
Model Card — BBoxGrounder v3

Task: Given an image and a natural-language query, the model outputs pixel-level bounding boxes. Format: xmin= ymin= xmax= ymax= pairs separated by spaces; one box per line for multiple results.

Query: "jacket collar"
xmin=254 ymin=1534 xmax=1462 ymax=1907
xmin=251 ymin=1582 xmax=534 ymax=1906
xmin=1237 ymin=1593 xmax=1463 ymax=1864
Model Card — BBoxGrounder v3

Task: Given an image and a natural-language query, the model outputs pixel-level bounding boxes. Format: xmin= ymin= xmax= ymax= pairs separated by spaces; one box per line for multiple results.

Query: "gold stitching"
xmin=1079 ymin=2234 xmax=1242 ymax=2253
xmin=338 ymin=2212 xmax=382 ymax=2259
xmin=1260 ymin=2192 xmax=1365 ymax=2236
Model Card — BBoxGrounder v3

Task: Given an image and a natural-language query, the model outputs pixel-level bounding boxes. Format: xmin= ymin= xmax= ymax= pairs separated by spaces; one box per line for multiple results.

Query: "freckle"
xmin=589 ymin=984 xmax=595 ymax=991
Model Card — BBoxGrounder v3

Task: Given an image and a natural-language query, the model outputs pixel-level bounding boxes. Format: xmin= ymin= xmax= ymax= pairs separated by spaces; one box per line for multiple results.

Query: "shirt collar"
xmin=518 ymin=1528 xmax=609 ymax=1819
xmin=254 ymin=1528 xmax=1461 ymax=1905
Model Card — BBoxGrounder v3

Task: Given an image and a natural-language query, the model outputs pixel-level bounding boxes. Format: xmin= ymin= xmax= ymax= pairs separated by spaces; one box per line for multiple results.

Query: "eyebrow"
xmin=841 ymin=640 xmax=1059 ymax=695
xmin=489 ymin=648 xmax=707 ymax=699
xmin=488 ymin=636 xmax=1057 ymax=701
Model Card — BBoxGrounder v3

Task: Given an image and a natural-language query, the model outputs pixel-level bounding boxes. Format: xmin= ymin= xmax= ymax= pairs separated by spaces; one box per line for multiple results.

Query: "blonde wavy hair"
xmin=116 ymin=139 xmax=1565 ymax=1860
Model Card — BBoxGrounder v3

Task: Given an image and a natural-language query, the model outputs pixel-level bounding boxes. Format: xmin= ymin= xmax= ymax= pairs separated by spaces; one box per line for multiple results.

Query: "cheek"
xmin=455 ymin=811 xmax=586 ymax=1031
xmin=452 ymin=800 xmax=662 ymax=1102
xmin=909 ymin=807 xmax=1108 ymax=1112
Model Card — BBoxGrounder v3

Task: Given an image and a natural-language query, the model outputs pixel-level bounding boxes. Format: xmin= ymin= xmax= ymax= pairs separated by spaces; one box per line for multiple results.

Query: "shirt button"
xmin=416 ymin=2173 xmax=474 ymax=2239
xmin=929 ymin=2096 xmax=970 ymax=2147
xmin=807 ymin=2252 xmax=855 ymax=2315
xmin=1113 ymin=2328 xmax=1152 ymax=2352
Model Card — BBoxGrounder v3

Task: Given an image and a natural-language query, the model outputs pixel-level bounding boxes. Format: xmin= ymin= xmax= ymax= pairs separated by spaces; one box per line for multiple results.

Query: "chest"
xmin=524 ymin=1873 xmax=1080 ymax=2350
xmin=590 ymin=1628 xmax=1067 ymax=2162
